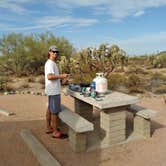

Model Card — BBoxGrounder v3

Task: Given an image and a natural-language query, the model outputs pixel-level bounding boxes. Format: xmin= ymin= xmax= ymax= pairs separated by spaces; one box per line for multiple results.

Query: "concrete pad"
xmin=0 ymin=109 xmax=14 ymax=116
xmin=20 ymin=129 xmax=61 ymax=166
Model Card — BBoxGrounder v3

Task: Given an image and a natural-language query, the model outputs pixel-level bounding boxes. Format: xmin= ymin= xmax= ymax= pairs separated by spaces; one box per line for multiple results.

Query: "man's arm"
xmin=47 ymin=73 xmax=69 ymax=80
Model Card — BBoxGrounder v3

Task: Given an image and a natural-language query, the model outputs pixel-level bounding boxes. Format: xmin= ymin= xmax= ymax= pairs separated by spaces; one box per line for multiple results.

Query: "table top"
xmin=67 ymin=89 xmax=140 ymax=109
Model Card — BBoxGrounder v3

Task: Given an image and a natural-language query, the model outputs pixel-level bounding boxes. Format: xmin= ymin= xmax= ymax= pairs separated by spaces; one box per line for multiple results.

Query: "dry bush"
xmin=150 ymin=72 xmax=166 ymax=81
xmin=5 ymin=84 xmax=17 ymax=92
xmin=0 ymin=76 xmax=8 ymax=91
xmin=108 ymin=73 xmax=127 ymax=90
xmin=114 ymin=67 xmax=125 ymax=73
xmin=154 ymin=85 xmax=166 ymax=94
xmin=27 ymin=76 xmax=36 ymax=83
xmin=35 ymin=76 xmax=45 ymax=84
xmin=20 ymin=83 xmax=29 ymax=89
xmin=150 ymin=72 xmax=166 ymax=90
xmin=126 ymin=74 xmax=144 ymax=93
xmin=41 ymin=84 xmax=45 ymax=89
xmin=72 ymin=73 xmax=93 ymax=84
xmin=125 ymin=66 xmax=149 ymax=75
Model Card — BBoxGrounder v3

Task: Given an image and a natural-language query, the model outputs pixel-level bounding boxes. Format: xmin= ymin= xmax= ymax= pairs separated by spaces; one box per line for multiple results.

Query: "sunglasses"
xmin=52 ymin=51 xmax=59 ymax=54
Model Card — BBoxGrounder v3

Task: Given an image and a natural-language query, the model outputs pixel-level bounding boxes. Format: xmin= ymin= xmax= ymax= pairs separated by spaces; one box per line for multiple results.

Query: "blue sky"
xmin=0 ymin=0 xmax=166 ymax=55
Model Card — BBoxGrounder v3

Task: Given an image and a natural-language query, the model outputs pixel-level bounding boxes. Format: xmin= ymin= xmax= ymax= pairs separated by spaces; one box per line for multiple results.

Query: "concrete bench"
xmin=129 ymin=104 xmax=158 ymax=138
xmin=59 ymin=106 xmax=94 ymax=152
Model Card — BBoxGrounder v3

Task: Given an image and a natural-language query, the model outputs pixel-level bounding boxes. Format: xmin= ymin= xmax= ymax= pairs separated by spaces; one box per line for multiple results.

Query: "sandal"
xmin=52 ymin=131 xmax=68 ymax=139
xmin=52 ymin=131 xmax=62 ymax=138
xmin=60 ymin=133 xmax=68 ymax=139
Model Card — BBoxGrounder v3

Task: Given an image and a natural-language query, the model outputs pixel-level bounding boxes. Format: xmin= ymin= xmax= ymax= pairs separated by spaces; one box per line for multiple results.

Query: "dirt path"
xmin=0 ymin=93 xmax=166 ymax=166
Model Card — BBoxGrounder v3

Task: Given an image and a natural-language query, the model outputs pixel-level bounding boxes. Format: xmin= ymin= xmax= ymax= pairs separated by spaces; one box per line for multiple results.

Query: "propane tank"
xmin=92 ymin=73 xmax=108 ymax=94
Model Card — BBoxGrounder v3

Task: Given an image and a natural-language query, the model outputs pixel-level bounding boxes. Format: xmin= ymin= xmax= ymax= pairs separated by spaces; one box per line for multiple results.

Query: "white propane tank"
xmin=92 ymin=73 xmax=108 ymax=94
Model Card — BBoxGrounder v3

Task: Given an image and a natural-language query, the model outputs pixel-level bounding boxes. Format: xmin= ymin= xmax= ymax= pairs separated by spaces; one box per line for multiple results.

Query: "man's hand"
xmin=61 ymin=74 xmax=70 ymax=85
xmin=60 ymin=73 xmax=70 ymax=79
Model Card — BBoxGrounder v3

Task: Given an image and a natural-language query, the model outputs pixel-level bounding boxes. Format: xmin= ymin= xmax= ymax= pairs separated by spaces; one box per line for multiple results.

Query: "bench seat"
xmin=130 ymin=104 xmax=158 ymax=119
xmin=129 ymin=104 xmax=158 ymax=138
xmin=59 ymin=106 xmax=94 ymax=152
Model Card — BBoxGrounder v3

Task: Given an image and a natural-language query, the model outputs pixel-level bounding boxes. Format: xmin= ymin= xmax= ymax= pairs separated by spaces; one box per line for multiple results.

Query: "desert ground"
xmin=0 ymin=92 xmax=166 ymax=166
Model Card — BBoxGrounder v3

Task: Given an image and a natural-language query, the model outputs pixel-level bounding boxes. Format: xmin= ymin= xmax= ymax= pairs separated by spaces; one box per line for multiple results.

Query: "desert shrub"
xmin=141 ymin=77 xmax=153 ymax=92
xmin=4 ymin=85 xmax=16 ymax=92
xmin=126 ymin=74 xmax=144 ymax=93
xmin=108 ymin=73 xmax=127 ymax=90
xmin=150 ymin=72 xmax=166 ymax=88
xmin=154 ymin=85 xmax=166 ymax=94
xmin=72 ymin=73 xmax=93 ymax=84
xmin=126 ymin=66 xmax=149 ymax=75
xmin=152 ymin=52 xmax=166 ymax=68
xmin=41 ymin=84 xmax=45 ymax=89
xmin=20 ymin=83 xmax=29 ymax=89
xmin=35 ymin=76 xmax=45 ymax=84
xmin=150 ymin=72 xmax=166 ymax=81
xmin=0 ymin=76 xmax=8 ymax=91
xmin=128 ymin=56 xmax=148 ymax=66
xmin=114 ymin=67 xmax=125 ymax=73
xmin=27 ymin=77 xmax=36 ymax=83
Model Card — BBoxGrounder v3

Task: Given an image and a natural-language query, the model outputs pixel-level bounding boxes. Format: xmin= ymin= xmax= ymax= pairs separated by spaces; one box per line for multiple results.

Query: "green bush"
xmin=152 ymin=52 xmax=166 ymax=68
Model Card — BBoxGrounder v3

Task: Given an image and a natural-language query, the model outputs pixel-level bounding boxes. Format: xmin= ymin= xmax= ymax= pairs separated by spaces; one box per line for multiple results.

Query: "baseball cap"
xmin=49 ymin=45 xmax=59 ymax=52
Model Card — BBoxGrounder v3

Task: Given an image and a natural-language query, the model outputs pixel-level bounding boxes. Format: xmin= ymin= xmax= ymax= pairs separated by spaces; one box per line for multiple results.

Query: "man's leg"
xmin=45 ymin=108 xmax=53 ymax=133
xmin=51 ymin=113 xmax=68 ymax=138
xmin=51 ymin=113 xmax=58 ymax=132
xmin=46 ymin=108 xmax=51 ymax=128
xmin=52 ymin=113 xmax=63 ymax=138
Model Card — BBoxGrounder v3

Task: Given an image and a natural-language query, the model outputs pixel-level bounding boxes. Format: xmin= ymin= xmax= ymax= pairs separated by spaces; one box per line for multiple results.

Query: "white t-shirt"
xmin=44 ymin=59 xmax=61 ymax=96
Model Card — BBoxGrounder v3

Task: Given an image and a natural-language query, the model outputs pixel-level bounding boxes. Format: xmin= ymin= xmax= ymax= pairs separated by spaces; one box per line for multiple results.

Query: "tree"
xmin=0 ymin=32 xmax=75 ymax=76
xmin=0 ymin=33 xmax=27 ymax=76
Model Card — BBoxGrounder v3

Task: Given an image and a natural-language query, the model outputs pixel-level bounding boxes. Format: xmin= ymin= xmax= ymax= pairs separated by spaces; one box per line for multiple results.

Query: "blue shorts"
xmin=48 ymin=95 xmax=61 ymax=115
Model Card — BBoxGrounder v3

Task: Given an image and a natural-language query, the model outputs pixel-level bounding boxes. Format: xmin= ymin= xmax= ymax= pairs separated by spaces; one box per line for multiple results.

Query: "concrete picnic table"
xmin=67 ymin=88 xmax=140 ymax=147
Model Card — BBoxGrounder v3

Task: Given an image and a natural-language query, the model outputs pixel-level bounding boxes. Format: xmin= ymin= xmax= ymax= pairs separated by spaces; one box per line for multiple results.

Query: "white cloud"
xmin=37 ymin=16 xmax=98 ymax=28
xmin=0 ymin=0 xmax=36 ymax=14
xmin=107 ymin=0 xmax=166 ymax=19
xmin=1 ymin=0 xmax=166 ymax=19
xmin=52 ymin=0 xmax=166 ymax=19
xmin=0 ymin=1 xmax=25 ymax=13
xmin=134 ymin=11 xmax=145 ymax=17
xmin=0 ymin=23 xmax=44 ymax=31
xmin=116 ymin=32 xmax=166 ymax=55
xmin=0 ymin=16 xmax=98 ymax=32
xmin=49 ymin=0 xmax=108 ymax=8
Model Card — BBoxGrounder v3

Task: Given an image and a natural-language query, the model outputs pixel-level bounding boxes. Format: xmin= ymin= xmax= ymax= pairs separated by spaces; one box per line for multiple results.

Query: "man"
xmin=45 ymin=45 xmax=69 ymax=138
